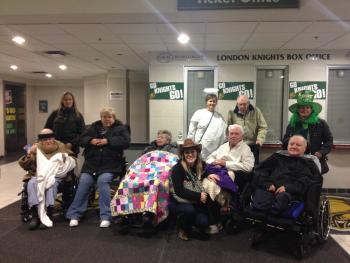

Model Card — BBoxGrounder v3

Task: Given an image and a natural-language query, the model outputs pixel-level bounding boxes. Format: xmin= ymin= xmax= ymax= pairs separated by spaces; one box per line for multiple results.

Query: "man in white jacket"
xmin=205 ymin=124 xmax=255 ymax=199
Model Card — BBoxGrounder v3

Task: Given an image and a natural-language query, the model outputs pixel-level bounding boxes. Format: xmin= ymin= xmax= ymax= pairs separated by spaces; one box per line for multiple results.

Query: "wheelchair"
xmin=18 ymin=173 xmax=78 ymax=223
xmin=244 ymin=178 xmax=330 ymax=259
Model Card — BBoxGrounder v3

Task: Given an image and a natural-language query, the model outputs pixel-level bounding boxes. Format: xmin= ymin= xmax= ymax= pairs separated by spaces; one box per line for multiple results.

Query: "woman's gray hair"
xmin=228 ymin=124 xmax=244 ymax=135
xmin=100 ymin=107 xmax=116 ymax=119
xmin=157 ymin=129 xmax=172 ymax=142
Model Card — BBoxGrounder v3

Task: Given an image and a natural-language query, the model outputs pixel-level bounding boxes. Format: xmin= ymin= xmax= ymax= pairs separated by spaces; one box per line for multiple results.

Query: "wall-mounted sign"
xmin=156 ymin=52 xmax=203 ymax=63
xmin=289 ymin=81 xmax=327 ymax=100
xmin=109 ymin=90 xmax=124 ymax=100
xmin=178 ymin=0 xmax=299 ymax=11
xmin=217 ymin=53 xmax=330 ymax=62
xmin=149 ymin=82 xmax=184 ymax=100
xmin=218 ymin=82 xmax=254 ymax=100
xmin=5 ymin=90 xmax=12 ymax=105
xmin=39 ymin=100 xmax=48 ymax=113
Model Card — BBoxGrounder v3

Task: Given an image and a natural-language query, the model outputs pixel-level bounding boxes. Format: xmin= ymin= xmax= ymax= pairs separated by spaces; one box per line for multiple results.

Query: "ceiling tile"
xmin=156 ymin=23 xmax=206 ymax=34
xmin=119 ymin=34 xmax=163 ymax=44
xmin=206 ymin=22 xmax=257 ymax=34
xmin=106 ymin=24 xmax=158 ymax=34
xmin=255 ymin=22 xmax=312 ymax=33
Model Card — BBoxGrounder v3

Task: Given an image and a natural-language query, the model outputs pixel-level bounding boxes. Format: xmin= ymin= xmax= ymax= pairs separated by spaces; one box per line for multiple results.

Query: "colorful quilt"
xmin=110 ymin=150 xmax=178 ymax=224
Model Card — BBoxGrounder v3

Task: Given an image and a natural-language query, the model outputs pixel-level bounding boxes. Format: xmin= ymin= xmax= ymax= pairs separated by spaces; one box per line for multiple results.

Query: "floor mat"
xmin=328 ymin=195 xmax=350 ymax=232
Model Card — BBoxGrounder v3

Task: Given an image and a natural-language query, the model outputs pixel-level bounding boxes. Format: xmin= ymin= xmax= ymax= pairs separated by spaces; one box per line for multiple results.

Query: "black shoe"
xmin=47 ymin=206 xmax=54 ymax=221
xmin=117 ymin=216 xmax=130 ymax=235
xmin=28 ymin=206 xmax=40 ymax=230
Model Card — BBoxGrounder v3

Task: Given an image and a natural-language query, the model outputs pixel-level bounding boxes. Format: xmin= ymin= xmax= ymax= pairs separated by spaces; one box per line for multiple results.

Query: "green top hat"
xmin=289 ymin=90 xmax=322 ymax=115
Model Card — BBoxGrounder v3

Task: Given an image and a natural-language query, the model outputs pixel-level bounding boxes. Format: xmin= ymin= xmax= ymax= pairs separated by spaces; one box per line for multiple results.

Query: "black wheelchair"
xmin=18 ymin=173 xmax=78 ymax=223
xmin=244 ymin=177 xmax=330 ymax=259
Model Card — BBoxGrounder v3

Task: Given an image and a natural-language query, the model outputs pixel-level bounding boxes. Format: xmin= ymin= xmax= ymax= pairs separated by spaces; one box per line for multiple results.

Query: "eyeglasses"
xmin=41 ymin=137 xmax=54 ymax=142
xmin=184 ymin=149 xmax=196 ymax=155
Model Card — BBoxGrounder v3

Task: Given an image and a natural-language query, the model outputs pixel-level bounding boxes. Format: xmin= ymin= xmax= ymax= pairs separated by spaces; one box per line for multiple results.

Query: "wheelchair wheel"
xmin=317 ymin=197 xmax=331 ymax=244
xmin=224 ymin=218 xmax=240 ymax=235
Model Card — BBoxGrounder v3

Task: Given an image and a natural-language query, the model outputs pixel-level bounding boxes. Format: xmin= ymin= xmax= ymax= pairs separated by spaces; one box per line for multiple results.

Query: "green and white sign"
xmin=218 ymin=82 xmax=254 ymax=100
xmin=289 ymin=81 xmax=327 ymax=100
xmin=149 ymin=82 xmax=184 ymax=100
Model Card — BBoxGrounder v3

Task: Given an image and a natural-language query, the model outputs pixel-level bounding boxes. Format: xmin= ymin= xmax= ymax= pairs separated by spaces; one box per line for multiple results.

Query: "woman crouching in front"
xmin=169 ymin=138 xmax=219 ymax=241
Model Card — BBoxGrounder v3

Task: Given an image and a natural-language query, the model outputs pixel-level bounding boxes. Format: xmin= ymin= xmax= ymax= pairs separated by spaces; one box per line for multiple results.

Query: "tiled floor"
xmin=0 ymin=158 xmax=349 ymax=256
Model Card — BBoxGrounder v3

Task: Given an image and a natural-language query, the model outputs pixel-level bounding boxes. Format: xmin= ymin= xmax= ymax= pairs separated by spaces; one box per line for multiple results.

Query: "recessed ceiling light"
xmin=12 ymin=36 xmax=26 ymax=45
xmin=59 ymin=64 xmax=67 ymax=70
xmin=10 ymin=65 xmax=18 ymax=70
xmin=45 ymin=73 xmax=52 ymax=78
xmin=177 ymin=33 xmax=190 ymax=44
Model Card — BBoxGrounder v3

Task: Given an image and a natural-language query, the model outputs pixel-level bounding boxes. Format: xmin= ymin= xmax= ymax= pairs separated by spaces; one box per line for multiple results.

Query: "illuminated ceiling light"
xmin=10 ymin=65 xmax=18 ymax=70
xmin=45 ymin=73 xmax=52 ymax=78
xmin=59 ymin=64 xmax=67 ymax=70
xmin=12 ymin=36 xmax=26 ymax=45
xmin=177 ymin=33 xmax=190 ymax=44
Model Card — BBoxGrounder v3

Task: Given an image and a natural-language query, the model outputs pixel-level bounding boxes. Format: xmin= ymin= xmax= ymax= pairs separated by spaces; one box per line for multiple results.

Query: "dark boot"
xmin=46 ymin=206 xmax=54 ymax=221
xmin=28 ymin=206 xmax=40 ymax=230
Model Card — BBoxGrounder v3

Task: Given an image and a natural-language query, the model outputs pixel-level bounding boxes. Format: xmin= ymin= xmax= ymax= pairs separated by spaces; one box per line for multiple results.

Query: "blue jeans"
xmin=168 ymin=199 xmax=209 ymax=233
xmin=66 ymin=172 xmax=114 ymax=221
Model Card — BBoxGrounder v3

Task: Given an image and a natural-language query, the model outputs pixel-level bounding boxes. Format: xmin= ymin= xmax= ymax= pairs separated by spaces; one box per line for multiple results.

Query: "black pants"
xmin=248 ymin=143 xmax=260 ymax=166
xmin=251 ymin=188 xmax=294 ymax=213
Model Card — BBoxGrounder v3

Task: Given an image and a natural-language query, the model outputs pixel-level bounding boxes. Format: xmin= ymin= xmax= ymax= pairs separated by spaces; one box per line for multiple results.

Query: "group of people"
xmin=19 ymin=89 xmax=333 ymax=241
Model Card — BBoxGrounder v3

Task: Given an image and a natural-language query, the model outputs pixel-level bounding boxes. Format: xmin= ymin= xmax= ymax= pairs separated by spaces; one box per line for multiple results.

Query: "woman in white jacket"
xmin=187 ymin=94 xmax=227 ymax=160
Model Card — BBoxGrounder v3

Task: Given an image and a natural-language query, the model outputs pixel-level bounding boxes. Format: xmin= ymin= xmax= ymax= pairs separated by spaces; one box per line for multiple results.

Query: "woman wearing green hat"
xmin=282 ymin=91 xmax=333 ymax=174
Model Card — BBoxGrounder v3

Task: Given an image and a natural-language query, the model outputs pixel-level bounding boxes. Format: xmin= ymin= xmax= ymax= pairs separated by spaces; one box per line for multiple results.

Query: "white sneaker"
xmin=69 ymin=219 xmax=79 ymax=227
xmin=206 ymin=224 xmax=221 ymax=234
xmin=100 ymin=220 xmax=111 ymax=228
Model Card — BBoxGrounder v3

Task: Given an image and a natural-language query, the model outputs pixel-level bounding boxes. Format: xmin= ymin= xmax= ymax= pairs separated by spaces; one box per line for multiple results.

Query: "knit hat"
xmin=289 ymin=90 xmax=322 ymax=115
xmin=179 ymin=138 xmax=202 ymax=155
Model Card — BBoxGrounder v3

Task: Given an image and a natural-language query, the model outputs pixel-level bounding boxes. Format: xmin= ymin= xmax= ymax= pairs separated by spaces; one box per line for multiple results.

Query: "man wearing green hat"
xmin=282 ymin=90 xmax=333 ymax=174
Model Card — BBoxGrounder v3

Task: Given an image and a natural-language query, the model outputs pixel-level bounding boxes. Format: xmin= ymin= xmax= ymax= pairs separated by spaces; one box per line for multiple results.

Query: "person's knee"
xmin=97 ymin=173 xmax=113 ymax=186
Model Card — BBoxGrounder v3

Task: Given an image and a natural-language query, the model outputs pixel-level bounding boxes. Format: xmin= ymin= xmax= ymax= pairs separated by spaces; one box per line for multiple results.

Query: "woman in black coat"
xmin=66 ymin=107 xmax=130 ymax=228
xmin=282 ymin=91 xmax=333 ymax=174
xmin=45 ymin=91 xmax=85 ymax=155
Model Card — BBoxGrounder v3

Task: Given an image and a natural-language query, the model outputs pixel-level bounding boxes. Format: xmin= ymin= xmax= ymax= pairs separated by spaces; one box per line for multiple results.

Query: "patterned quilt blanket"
xmin=110 ymin=150 xmax=178 ymax=224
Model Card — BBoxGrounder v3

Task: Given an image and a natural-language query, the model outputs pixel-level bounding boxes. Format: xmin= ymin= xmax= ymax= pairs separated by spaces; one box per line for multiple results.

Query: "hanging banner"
xmin=149 ymin=82 xmax=184 ymax=100
xmin=178 ymin=0 xmax=299 ymax=10
xmin=289 ymin=81 xmax=327 ymax=99
xmin=218 ymin=82 xmax=254 ymax=100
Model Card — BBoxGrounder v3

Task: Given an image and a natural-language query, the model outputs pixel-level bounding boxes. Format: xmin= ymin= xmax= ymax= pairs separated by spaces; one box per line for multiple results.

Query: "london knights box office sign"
xmin=177 ymin=0 xmax=299 ymax=10
xmin=218 ymin=82 xmax=254 ymax=100
xmin=149 ymin=82 xmax=184 ymax=100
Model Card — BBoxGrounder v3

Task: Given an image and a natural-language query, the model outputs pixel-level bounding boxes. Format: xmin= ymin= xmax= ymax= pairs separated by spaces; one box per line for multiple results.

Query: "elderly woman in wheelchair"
xmin=247 ymin=135 xmax=330 ymax=258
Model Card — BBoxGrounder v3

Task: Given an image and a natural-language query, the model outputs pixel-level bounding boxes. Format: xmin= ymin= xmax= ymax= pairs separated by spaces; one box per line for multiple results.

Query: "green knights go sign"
xmin=289 ymin=81 xmax=327 ymax=100
xmin=149 ymin=82 xmax=184 ymax=100
xmin=218 ymin=82 xmax=254 ymax=100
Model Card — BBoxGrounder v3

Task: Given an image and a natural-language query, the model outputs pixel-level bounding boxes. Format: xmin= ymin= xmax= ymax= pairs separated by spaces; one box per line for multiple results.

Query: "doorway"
xmin=256 ymin=67 xmax=288 ymax=143
xmin=184 ymin=67 xmax=217 ymax=134
xmin=3 ymin=82 xmax=26 ymax=153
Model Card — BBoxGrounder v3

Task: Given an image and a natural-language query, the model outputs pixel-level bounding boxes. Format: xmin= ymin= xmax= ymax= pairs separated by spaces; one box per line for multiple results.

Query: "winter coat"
xmin=18 ymin=140 xmax=75 ymax=181
xmin=254 ymin=151 xmax=321 ymax=198
xmin=80 ymin=120 xmax=130 ymax=176
xmin=171 ymin=161 xmax=208 ymax=202
xmin=227 ymin=104 xmax=267 ymax=144
xmin=142 ymin=140 xmax=178 ymax=155
xmin=282 ymin=118 xmax=333 ymax=174
xmin=45 ymin=108 xmax=85 ymax=154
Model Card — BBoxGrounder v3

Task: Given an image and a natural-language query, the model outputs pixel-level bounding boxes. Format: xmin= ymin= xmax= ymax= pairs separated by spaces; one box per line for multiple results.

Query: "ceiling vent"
xmin=43 ymin=50 xmax=69 ymax=57
xmin=31 ymin=71 xmax=47 ymax=74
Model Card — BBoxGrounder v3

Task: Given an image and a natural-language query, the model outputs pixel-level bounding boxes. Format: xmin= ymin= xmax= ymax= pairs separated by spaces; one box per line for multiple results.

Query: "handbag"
xmin=171 ymin=171 xmax=204 ymax=203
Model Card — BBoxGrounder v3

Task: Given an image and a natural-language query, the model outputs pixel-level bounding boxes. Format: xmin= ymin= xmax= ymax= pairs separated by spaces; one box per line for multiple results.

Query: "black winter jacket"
xmin=45 ymin=108 xmax=85 ymax=154
xmin=282 ymin=118 xmax=333 ymax=174
xmin=254 ymin=151 xmax=321 ymax=198
xmin=80 ymin=120 xmax=130 ymax=176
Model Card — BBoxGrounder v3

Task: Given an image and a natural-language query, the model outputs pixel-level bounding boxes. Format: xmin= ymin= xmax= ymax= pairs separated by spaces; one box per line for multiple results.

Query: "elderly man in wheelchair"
xmin=247 ymin=135 xmax=330 ymax=258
